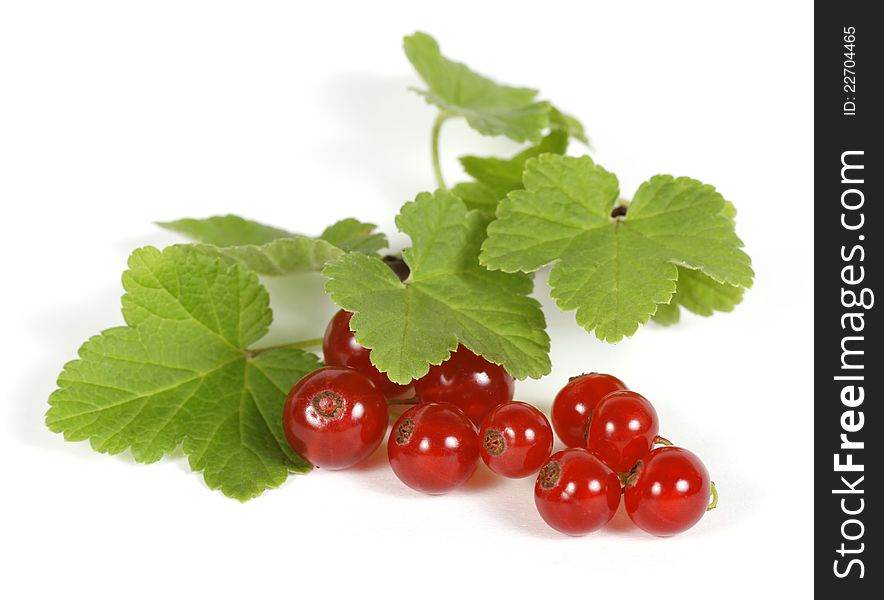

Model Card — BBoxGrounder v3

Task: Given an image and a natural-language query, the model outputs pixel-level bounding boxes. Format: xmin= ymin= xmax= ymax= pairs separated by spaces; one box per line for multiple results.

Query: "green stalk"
xmin=247 ymin=337 xmax=323 ymax=357
xmin=431 ymin=111 xmax=453 ymax=190
xmin=707 ymin=481 xmax=719 ymax=510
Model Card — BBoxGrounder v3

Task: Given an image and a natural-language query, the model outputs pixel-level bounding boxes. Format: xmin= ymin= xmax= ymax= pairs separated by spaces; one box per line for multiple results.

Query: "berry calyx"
xmin=322 ymin=309 xmax=414 ymax=400
xmin=387 ymin=402 xmax=480 ymax=495
xmin=413 ymin=345 xmax=514 ymax=426
xmin=282 ymin=366 xmax=388 ymax=470
xmin=551 ymin=373 xmax=627 ymax=448
xmin=654 ymin=435 xmax=673 ymax=447
xmin=483 ymin=429 xmax=506 ymax=455
xmin=624 ymin=446 xmax=712 ymax=536
xmin=394 ymin=417 xmax=415 ymax=444
xmin=538 ymin=460 xmax=562 ymax=489
xmin=534 ymin=449 xmax=621 ymax=536
xmin=311 ymin=391 xmax=344 ymax=418
xmin=586 ymin=389 xmax=659 ymax=473
xmin=478 ymin=401 xmax=554 ymax=478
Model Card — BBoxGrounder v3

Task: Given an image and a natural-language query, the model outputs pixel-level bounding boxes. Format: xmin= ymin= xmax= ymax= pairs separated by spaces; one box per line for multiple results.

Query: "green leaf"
xmin=453 ymin=130 xmax=569 ymax=216
xmin=322 ymin=190 xmax=550 ymax=384
xmin=720 ymin=199 xmax=738 ymax=222
xmin=652 ymin=267 xmax=745 ymax=325
xmin=157 ymin=214 xmax=293 ymax=246
xmin=46 ymin=246 xmax=321 ymax=501
xmin=158 ymin=215 xmax=387 ymax=276
xmin=480 ymin=154 xmax=754 ymax=342
xmin=451 ymin=181 xmax=502 ymax=214
xmin=653 ymin=199 xmax=745 ymax=325
xmin=459 ymin=130 xmax=569 ymax=196
xmin=549 ymin=106 xmax=589 ymax=145
xmin=188 ymin=238 xmax=348 ymax=277
xmin=672 ymin=267 xmax=746 ymax=317
xmin=403 ymin=32 xmax=550 ymax=143
xmin=318 ymin=217 xmax=387 ymax=254
xmin=650 ymin=299 xmax=681 ymax=326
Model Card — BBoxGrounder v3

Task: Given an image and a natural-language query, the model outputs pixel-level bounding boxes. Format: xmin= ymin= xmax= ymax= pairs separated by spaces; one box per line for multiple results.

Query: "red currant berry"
xmin=282 ymin=366 xmax=388 ymax=470
xmin=534 ymin=449 xmax=621 ymax=536
xmin=478 ymin=401 xmax=554 ymax=478
xmin=413 ymin=345 xmax=514 ymax=426
xmin=586 ymin=390 xmax=659 ymax=473
xmin=388 ymin=402 xmax=480 ymax=494
xmin=551 ymin=373 xmax=627 ymax=448
xmin=624 ymin=446 xmax=712 ymax=536
xmin=322 ymin=309 xmax=413 ymax=400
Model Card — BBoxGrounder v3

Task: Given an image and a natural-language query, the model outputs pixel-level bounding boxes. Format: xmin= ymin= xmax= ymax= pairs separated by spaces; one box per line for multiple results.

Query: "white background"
xmin=0 ymin=1 xmax=813 ymax=598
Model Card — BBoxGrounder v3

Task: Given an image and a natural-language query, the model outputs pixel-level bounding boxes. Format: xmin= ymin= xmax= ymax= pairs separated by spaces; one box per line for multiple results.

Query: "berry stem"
xmin=653 ymin=435 xmax=673 ymax=446
xmin=431 ymin=111 xmax=453 ymax=190
xmin=707 ymin=481 xmax=718 ymax=511
xmin=247 ymin=337 xmax=323 ymax=357
xmin=387 ymin=397 xmax=419 ymax=406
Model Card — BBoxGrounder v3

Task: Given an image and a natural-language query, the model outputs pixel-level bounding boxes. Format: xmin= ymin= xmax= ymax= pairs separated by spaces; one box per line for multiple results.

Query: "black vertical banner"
xmin=816 ymin=2 xmax=880 ymax=595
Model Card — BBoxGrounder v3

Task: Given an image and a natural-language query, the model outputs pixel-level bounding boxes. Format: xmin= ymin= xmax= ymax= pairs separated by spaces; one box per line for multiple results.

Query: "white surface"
xmin=0 ymin=1 xmax=813 ymax=598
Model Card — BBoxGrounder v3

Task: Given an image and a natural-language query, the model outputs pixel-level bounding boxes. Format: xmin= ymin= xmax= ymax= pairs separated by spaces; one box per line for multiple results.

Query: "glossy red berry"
xmin=624 ymin=447 xmax=712 ymax=536
xmin=534 ymin=449 xmax=621 ymax=535
xmin=414 ymin=345 xmax=514 ymax=426
xmin=478 ymin=401 xmax=554 ymax=478
xmin=323 ymin=309 xmax=413 ymax=400
xmin=586 ymin=390 xmax=659 ymax=473
xmin=551 ymin=373 xmax=627 ymax=447
xmin=388 ymin=402 xmax=480 ymax=494
xmin=282 ymin=366 xmax=388 ymax=470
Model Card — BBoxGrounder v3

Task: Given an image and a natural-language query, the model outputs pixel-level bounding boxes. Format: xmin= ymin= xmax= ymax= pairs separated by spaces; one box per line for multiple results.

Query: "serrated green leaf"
xmin=46 ymin=246 xmax=321 ymax=501
xmin=158 ymin=215 xmax=387 ymax=276
xmin=654 ymin=200 xmax=744 ymax=325
xmin=720 ymin=199 xmax=738 ymax=222
xmin=652 ymin=267 xmax=745 ymax=326
xmin=453 ymin=130 xmax=569 ymax=216
xmin=322 ymin=190 xmax=550 ymax=384
xmin=550 ymin=106 xmax=589 ymax=145
xmin=480 ymin=154 xmax=754 ymax=342
xmin=187 ymin=238 xmax=347 ymax=277
xmin=460 ymin=130 xmax=569 ymax=196
xmin=451 ymin=181 xmax=502 ymax=214
xmin=319 ymin=217 xmax=387 ymax=254
xmin=157 ymin=214 xmax=293 ymax=246
xmin=672 ymin=267 xmax=746 ymax=317
xmin=403 ymin=32 xmax=550 ymax=143
xmin=650 ymin=299 xmax=681 ymax=326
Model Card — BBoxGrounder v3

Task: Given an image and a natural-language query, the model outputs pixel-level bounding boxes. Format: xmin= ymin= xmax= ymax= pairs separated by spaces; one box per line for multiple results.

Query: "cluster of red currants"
xmin=282 ymin=310 xmax=716 ymax=537
xmin=542 ymin=373 xmax=715 ymax=536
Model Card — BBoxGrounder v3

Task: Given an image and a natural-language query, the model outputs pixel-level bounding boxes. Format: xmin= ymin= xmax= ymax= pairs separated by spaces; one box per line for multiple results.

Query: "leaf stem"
xmin=707 ymin=481 xmax=719 ymax=511
xmin=247 ymin=338 xmax=323 ymax=357
xmin=431 ymin=111 xmax=453 ymax=190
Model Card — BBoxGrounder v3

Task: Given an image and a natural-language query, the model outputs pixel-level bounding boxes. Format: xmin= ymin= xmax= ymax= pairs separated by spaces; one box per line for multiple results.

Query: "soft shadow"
xmin=604 ymin=502 xmax=639 ymax=534
xmin=461 ymin=462 xmax=507 ymax=493
xmin=348 ymin=438 xmax=390 ymax=473
xmin=476 ymin=477 xmax=566 ymax=540
xmin=353 ymin=440 xmax=506 ymax=500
